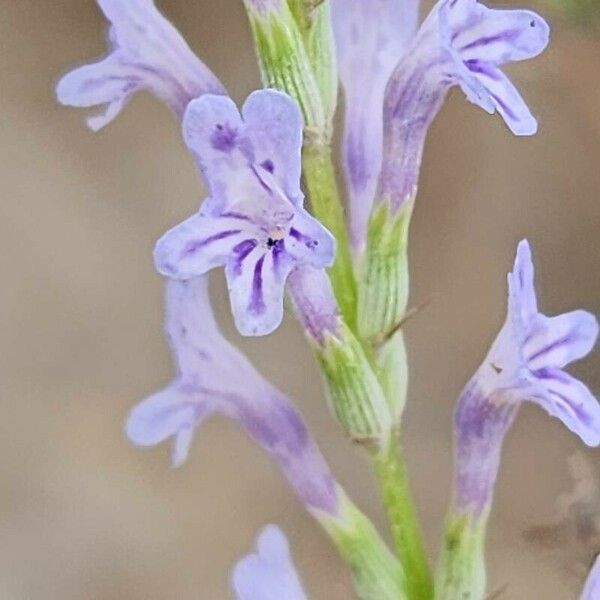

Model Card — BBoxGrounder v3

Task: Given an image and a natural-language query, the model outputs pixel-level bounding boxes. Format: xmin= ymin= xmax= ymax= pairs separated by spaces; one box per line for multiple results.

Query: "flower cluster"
xmin=56 ymin=0 xmax=598 ymax=599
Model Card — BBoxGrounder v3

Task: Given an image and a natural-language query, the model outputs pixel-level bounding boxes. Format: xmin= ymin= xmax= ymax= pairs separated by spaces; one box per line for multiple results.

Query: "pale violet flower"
xmin=581 ymin=555 xmax=600 ymax=600
xmin=232 ymin=526 xmax=308 ymax=600
xmin=380 ymin=0 xmax=550 ymax=211
xmin=154 ymin=90 xmax=335 ymax=336
xmin=56 ymin=0 xmax=224 ymax=130
xmin=331 ymin=0 xmax=420 ymax=247
xmin=126 ymin=276 xmax=339 ymax=515
xmin=455 ymin=240 xmax=600 ymax=513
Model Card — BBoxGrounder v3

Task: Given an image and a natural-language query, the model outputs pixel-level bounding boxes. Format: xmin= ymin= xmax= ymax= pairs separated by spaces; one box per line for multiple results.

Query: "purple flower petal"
xmin=443 ymin=0 xmax=548 ymax=133
xmin=232 ymin=526 xmax=308 ymax=600
xmin=508 ymin=238 xmax=538 ymax=321
xmin=182 ymin=95 xmax=249 ymax=209
xmin=125 ymin=384 xmax=211 ymax=453
xmin=154 ymin=211 xmax=248 ymax=279
xmin=581 ymin=555 xmax=600 ymax=600
xmin=468 ymin=65 xmax=538 ymax=135
xmin=285 ymin=208 xmax=336 ymax=270
xmin=452 ymin=6 xmax=550 ymax=65
xmin=225 ymin=248 xmax=292 ymax=336
xmin=56 ymin=0 xmax=224 ymax=130
xmin=241 ymin=90 xmax=304 ymax=204
xmin=529 ymin=369 xmax=600 ymax=447
xmin=526 ymin=310 xmax=599 ymax=371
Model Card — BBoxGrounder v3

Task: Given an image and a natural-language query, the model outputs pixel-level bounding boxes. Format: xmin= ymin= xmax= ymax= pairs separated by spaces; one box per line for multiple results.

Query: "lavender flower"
xmin=232 ymin=525 xmax=308 ymax=600
xmin=380 ymin=0 xmax=550 ymax=210
xmin=332 ymin=0 xmax=419 ymax=247
xmin=436 ymin=241 xmax=599 ymax=599
xmin=581 ymin=555 xmax=600 ymax=600
xmin=126 ymin=276 xmax=339 ymax=515
xmin=154 ymin=90 xmax=335 ymax=336
xmin=56 ymin=0 xmax=224 ymax=130
xmin=455 ymin=240 xmax=600 ymax=516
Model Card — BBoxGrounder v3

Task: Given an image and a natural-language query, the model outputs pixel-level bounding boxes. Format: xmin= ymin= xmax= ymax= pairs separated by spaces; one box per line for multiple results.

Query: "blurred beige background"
xmin=1 ymin=1 xmax=600 ymax=598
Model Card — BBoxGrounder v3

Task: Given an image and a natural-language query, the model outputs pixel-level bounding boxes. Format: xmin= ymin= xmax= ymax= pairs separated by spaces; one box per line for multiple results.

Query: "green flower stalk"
xmin=320 ymin=492 xmax=408 ymax=600
xmin=436 ymin=514 xmax=487 ymax=600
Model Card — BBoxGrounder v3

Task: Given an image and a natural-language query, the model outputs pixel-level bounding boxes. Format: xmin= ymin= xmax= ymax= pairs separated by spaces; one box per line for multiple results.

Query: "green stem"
xmin=319 ymin=492 xmax=409 ymax=600
xmin=302 ymin=142 xmax=358 ymax=330
xmin=374 ymin=433 xmax=434 ymax=600
xmin=434 ymin=512 xmax=488 ymax=600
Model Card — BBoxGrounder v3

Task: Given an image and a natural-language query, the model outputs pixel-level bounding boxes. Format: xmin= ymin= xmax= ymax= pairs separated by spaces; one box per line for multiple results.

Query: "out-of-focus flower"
xmin=380 ymin=0 xmax=550 ymax=211
xmin=455 ymin=240 xmax=600 ymax=515
xmin=154 ymin=90 xmax=335 ymax=336
xmin=126 ymin=276 xmax=339 ymax=515
xmin=524 ymin=452 xmax=600 ymax=580
xmin=232 ymin=525 xmax=308 ymax=600
xmin=332 ymin=0 xmax=419 ymax=248
xmin=580 ymin=555 xmax=600 ymax=600
xmin=56 ymin=0 xmax=224 ymax=130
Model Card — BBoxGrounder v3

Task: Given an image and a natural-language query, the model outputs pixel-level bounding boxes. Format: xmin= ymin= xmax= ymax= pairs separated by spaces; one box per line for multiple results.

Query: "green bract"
xmin=359 ymin=200 xmax=414 ymax=342
xmin=316 ymin=323 xmax=393 ymax=450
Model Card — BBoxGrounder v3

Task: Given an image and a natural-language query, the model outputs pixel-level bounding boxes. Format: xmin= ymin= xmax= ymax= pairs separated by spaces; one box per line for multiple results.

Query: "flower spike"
xmin=154 ymin=90 xmax=335 ymax=336
xmin=56 ymin=0 xmax=225 ymax=130
xmin=232 ymin=526 xmax=308 ymax=600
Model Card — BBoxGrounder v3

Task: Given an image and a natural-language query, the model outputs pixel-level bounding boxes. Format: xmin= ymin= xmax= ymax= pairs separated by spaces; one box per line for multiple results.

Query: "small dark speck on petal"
xmin=530 ymin=20 xmax=535 ymax=27
xmin=211 ymin=123 xmax=237 ymax=152
xmin=261 ymin=159 xmax=275 ymax=173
